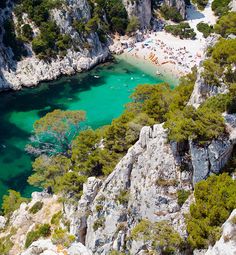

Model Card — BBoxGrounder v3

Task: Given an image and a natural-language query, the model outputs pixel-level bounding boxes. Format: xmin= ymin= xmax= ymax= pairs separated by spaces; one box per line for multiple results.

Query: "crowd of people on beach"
xmin=125 ymin=31 xmax=203 ymax=76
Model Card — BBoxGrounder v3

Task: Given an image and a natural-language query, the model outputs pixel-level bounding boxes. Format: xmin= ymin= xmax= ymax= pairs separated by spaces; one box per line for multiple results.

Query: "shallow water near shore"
xmin=0 ymin=58 xmax=174 ymax=204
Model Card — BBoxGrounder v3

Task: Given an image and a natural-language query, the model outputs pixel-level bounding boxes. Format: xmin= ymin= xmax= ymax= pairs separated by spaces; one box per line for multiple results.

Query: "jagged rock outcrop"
xmin=205 ymin=209 xmax=236 ymax=255
xmin=164 ymin=0 xmax=186 ymax=19
xmin=189 ymin=113 xmax=236 ymax=184
xmin=0 ymin=0 xmax=109 ymax=90
xmin=64 ymin=177 xmax=102 ymax=244
xmin=20 ymin=239 xmax=92 ymax=255
xmin=84 ymin=124 xmax=192 ymax=254
xmin=188 ymin=67 xmax=229 ymax=108
xmin=0 ymin=215 xmax=6 ymax=229
xmin=122 ymin=0 xmax=152 ymax=29
xmin=0 ymin=192 xmax=62 ymax=255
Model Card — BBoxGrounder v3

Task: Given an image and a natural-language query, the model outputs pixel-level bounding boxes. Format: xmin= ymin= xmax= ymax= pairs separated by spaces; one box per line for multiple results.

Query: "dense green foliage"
xmin=212 ymin=0 xmax=230 ymax=16
xmin=160 ymin=4 xmax=184 ymax=22
xmin=197 ymin=22 xmax=213 ymax=38
xmin=187 ymin=173 xmax=236 ymax=249
xmin=131 ymin=219 xmax=183 ymax=254
xmin=214 ymin=12 xmax=236 ymax=37
xmin=1 ymin=190 xmax=28 ymax=216
xmin=164 ymin=105 xmax=225 ymax=143
xmin=90 ymin=0 xmax=129 ymax=34
xmin=165 ymin=23 xmax=196 ymax=39
xmin=25 ymin=224 xmax=51 ymax=248
xmin=14 ymin=0 xmax=68 ymax=59
xmin=31 ymin=22 xmax=71 ymax=59
xmin=202 ymin=39 xmax=236 ymax=86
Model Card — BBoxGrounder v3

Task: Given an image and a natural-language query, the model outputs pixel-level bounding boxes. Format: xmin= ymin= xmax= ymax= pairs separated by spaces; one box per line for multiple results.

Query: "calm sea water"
xmin=0 ymin=59 xmax=172 ymax=203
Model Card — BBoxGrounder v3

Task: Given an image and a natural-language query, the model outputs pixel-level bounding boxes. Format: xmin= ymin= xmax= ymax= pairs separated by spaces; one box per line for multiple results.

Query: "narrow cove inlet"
xmin=0 ymin=59 xmax=174 ymax=203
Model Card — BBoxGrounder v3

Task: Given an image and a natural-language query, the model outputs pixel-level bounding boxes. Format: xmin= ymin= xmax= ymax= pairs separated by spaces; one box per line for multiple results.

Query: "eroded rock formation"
xmin=164 ymin=0 xmax=186 ymax=19
xmin=122 ymin=0 xmax=152 ymax=28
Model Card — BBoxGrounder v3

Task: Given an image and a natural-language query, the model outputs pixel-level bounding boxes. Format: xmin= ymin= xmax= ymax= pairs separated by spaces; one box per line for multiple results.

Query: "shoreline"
xmin=115 ymin=52 xmax=179 ymax=87
xmin=114 ymin=30 xmax=206 ymax=87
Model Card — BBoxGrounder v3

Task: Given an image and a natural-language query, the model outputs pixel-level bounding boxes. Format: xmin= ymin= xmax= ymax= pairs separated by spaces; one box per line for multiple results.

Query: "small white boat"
xmin=94 ymin=75 xmax=100 ymax=79
xmin=156 ymin=70 xmax=161 ymax=75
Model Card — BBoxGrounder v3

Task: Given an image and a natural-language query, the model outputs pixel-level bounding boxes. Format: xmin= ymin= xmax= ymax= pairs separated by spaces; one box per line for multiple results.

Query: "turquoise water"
xmin=0 ymin=59 xmax=172 ymax=203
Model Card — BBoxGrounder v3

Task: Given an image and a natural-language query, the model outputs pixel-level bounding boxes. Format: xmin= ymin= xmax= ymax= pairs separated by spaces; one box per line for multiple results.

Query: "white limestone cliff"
xmin=122 ymin=0 xmax=152 ymax=29
xmin=206 ymin=209 xmax=236 ymax=255
xmin=0 ymin=0 xmax=109 ymax=90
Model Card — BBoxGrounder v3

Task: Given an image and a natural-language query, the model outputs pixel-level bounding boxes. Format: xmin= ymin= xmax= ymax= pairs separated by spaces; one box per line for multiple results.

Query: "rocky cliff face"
xmin=85 ymin=124 xmax=192 ymax=254
xmin=0 ymin=0 xmax=109 ymax=90
xmin=164 ymin=0 xmax=186 ymax=19
xmin=205 ymin=209 xmax=236 ymax=255
xmin=122 ymin=0 xmax=152 ymax=29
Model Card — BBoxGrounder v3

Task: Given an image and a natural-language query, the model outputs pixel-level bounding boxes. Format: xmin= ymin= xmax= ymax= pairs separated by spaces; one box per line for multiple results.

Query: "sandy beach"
xmin=114 ymin=0 xmax=217 ymax=81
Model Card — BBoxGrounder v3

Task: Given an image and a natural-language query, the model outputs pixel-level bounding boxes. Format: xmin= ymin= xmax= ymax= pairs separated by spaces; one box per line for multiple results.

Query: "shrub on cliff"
xmin=29 ymin=201 xmax=44 ymax=214
xmin=2 ymin=190 xmax=28 ymax=216
xmin=131 ymin=219 xmax=183 ymax=254
xmin=52 ymin=228 xmax=75 ymax=247
xmin=25 ymin=224 xmax=51 ymax=248
xmin=187 ymin=173 xmax=236 ymax=249
xmin=126 ymin=16 xmax=140 ymax=34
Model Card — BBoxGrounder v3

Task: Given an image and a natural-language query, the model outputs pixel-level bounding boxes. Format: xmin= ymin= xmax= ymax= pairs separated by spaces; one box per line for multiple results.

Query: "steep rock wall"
xmin=122 ymin=0 xmax=152 ymax=28
xmin=164 ymin=0 xmax=186 ymax=19
xmin=84 ymin=124 xmax=192 ymax=254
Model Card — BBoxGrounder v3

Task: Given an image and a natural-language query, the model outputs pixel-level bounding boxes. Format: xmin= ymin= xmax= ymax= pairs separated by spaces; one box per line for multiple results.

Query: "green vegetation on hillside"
xmin=90 ymin=0 xmax=129 ymax=34
xmin=1 ymin=190 xmax=28 ymax=216
xmin=131 ymin=219 xmax=183 ymax=254
xmin=212 ymin=0 xmax=231 ymax=16
xmin=202 ymin=39 xmax=236 ymax=86
xmin=197 ymin=22 xmax=213 ymax=38
xmin=165 ymin=23 xmax=196 ymax=39
xmin=187 ymin=173 xmax=236 ymax=249
xmin=25 ymin=224 xmax=51 ymax=248
xmin=160 ymin=4 xmax=184 ymax=22
xmin=214 ymin=12 xmax=236 ymax=37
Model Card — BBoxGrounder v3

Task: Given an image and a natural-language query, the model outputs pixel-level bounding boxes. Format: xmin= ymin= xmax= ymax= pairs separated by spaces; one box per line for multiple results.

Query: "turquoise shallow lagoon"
xmin=0 ymin=58 xmax=174 ymax=203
